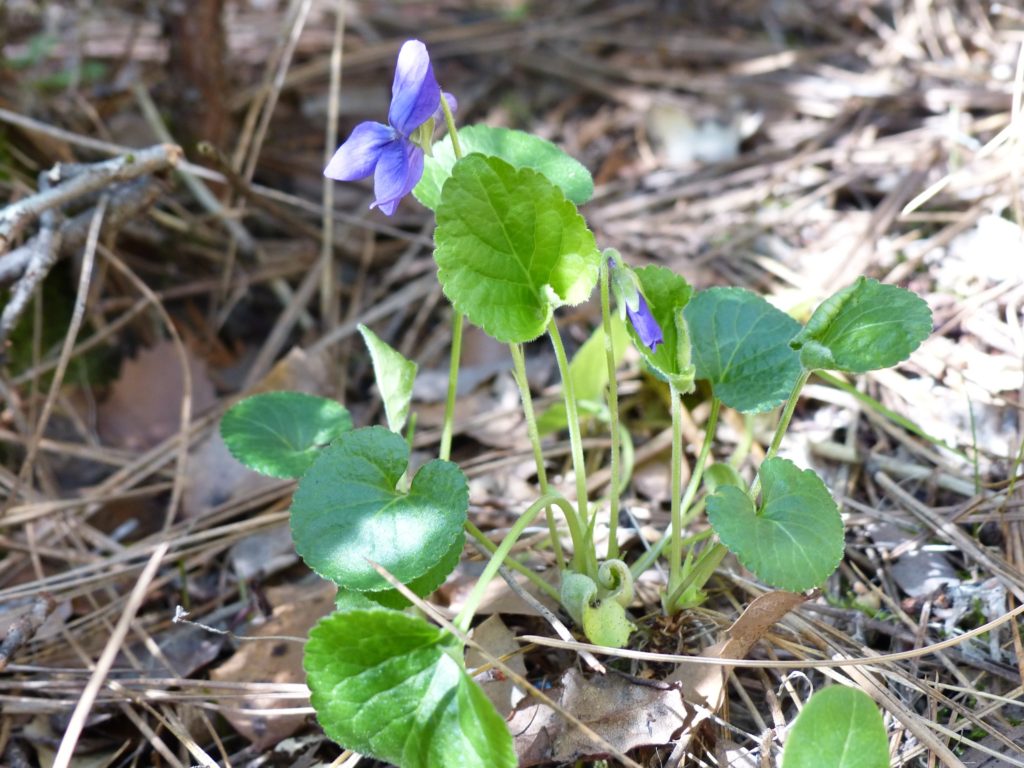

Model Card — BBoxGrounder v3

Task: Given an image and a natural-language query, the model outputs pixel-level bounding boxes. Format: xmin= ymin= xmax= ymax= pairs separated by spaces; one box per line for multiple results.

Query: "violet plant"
xmin=219 ymin=40 xmax=930 ymax=766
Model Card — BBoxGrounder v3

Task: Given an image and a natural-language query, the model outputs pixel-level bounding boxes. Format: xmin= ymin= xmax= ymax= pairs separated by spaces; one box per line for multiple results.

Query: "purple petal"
xmin=324 ymin=121 xmax=396 ymax=181
xmin=371 ymin=138 xmax=424 ymax=215
xmin=626 ymin=295 xmax=664 ymax=352
xmin=388 ymin=40 xmax=441 ymax=136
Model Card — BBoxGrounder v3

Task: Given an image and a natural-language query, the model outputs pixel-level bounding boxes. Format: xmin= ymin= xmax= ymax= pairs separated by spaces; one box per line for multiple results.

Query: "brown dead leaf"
xmin=209 ymin=579 xmax=335 ymax=750
xmin=98 ymin=340 xmax=217 ymax=450
xmin=718 ymin=590 xmax=808 ymax=661
xmin=250 ymin=346 xmax=335 ymax=396
xmin=509 ymin=668 xmax=689 ymax=766
xmin=668 ymin=590 xmax=808 ymax=757
xmin=467 ymin=615 xmax=527 ymax=718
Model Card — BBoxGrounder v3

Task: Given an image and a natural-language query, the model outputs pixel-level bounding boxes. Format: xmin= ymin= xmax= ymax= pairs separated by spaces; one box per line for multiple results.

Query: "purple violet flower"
xmin=626 ymin=293 xmax=664 ymax=352
xmin=324 ymin=40 xmax=450 ymax=215
xmin=607 ymin=252 xmax=665 ymax=353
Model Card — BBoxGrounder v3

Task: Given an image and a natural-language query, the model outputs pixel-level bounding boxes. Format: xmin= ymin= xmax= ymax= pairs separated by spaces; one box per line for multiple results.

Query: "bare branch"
xmin=0 ymin=143 xmax=182 ymax=255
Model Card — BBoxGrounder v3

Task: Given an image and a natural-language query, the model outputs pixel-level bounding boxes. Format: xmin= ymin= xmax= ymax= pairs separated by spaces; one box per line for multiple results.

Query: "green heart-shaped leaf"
xmin=707 ymin=457 xmax=843 ymax=591
xmin=358 ymin=323 xmax=418 ymax=433
xmin=220 ymin=391 xmax=352 ymax=478
xmin=782 ymin=686 xmax=889 ymax=768
xmin=414 ymin=124 xmax=594 ymax=210
xmin=291 ymin=426 xmax=467 ymax=592
xmin=305 ymin=609 xmax=515 ymax=768
xmin=365 ymin=535 xmax=464 ymax=609
xmin=790 ymin=276 xmax=932 ymax=372
xmin=434 ymin=154 xmax=600 ymax=344
xmin=630 ymin=265 xmax=695 ymax=391
xmin=684 ymin=287 xmax=802 ymax=412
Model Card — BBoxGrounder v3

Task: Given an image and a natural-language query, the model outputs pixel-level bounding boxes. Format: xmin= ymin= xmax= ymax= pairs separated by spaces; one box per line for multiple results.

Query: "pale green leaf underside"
xmin=685 ymin=287 xmax=802 ymax=413
xmin=414 ymin=124 xmax=594 ymax=210
xmin=707 ymin=457 xmax=843 ymax=591
xmin=358 ymin=323 xmax=418 ymax=433
xmin=782 ymin=686 xmax=889 ymax=768
xmin=306 ymin=610 xmax=515 ymax=768
xmin=290 ymin=426 xmax=467 ymax=592
xmin=630 ymin=265 xmax=694 ymax=390
xmin=434 ymin=154 xmax=600 ymax=343
xmin=220 ymin=391 xmax=352 ymax=479
xmin=790 ymin=276 xmax=932 ymax=373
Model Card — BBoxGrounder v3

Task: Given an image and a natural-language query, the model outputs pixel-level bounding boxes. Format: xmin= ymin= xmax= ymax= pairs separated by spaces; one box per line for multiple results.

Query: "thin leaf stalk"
xmin=464 ymin=519 xmax=560 ymax=602
xmin=599 ymin=260 xmax=622 ymax=560
xmin=436 ymin=90 xmax=464 ymax=463
xmin=665 ymin=541 xmax=727 ymax=610
xmin=509 ymin=342 xmax=566 ymax=570
xmin=547 ymin=317 xmax=597 ymax=579
xmin=668 ymin=382 xmax=684 ymax=594
xmin=630 ymin=397 xmax=720 ymax=582
xmin=750 ymin=368 xmax=811 ymax=498
xmin=438 ymin=312 xmax=463 ymax=462
xmin=455 ymin=492 xmax=576 ymax=634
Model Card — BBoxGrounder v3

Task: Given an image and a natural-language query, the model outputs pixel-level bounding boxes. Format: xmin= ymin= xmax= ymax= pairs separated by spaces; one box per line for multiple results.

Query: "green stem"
xmin=436 ymin=85 xmax=464 ymax=463
xmin=766 ymin=369 xmax=811 ymax=461
xmin=749 ymin=368 xmax=810 ymax=499
xmin=464 ymin=520 xmax=561 ymax=602
xmin=547 ymin=317 xmax=596 ymax=578
xmin=665 ymin=541 xmax=727 ymax=610
xmin=455 ymin=492 xmax=576 ymax=634
xmin=599 ymin=260 xmax=622 ymax=560
xmin=509 ymin=342 xmax=565 ymax=570
xmin=677 ymin=397 xmax=720 ymax=528
xmin=439 ymin=87 xmax=462 ymax=158
xmin=438 ymin=312 xmax=463 ymax=462
xmin=668 ymin=382 xmax=684 ymax=594
xmin=630 ymin=397 xmax=721 ymax=579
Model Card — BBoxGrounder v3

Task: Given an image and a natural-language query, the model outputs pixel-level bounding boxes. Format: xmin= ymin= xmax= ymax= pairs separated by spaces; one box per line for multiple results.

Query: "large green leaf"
xmin=707 ymin=457 xmax=843 ymax=591
xmin=434 ymin=154 xmax=600 ymax=343
xmin=220 ymin=391 xmax=352 ymax=478
xmin=306 ymin=609 xmax=515 ymax=768
xmin=684 ymin=287 xmax=802 ymax=413
xmin=790 ymin=276 xmax=932 ymax=372
xmin=537 ymin=314 xmax=629 ymax=434
xmin=414 ymin=124 xmax=594 ymax=210
xmin=358 ymin=323 xmax=418 ymax=433
xmin=291 ymin=426 xmax=467 ymax=592
xmin=365 ymin=535 xmax=464 ymax=609
xmin=629 ymin=265 xmax=695 ymax=391
xmin=782 ymin=686 xmax=889 ymax=768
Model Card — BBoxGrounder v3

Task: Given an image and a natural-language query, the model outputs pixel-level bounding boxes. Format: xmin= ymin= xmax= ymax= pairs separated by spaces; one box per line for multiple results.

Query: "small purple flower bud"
xmin=626 ymin=294 xmax=664 ymax=352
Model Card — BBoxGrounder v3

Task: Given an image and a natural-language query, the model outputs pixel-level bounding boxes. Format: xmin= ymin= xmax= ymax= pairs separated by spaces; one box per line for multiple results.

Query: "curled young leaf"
xmin=597 ymin=559 xmax=635 ymax=609
xmin=582 ymin=598 xmax=636 ymax=649
xmin=560 ymin=571 xmax=598 ymax=626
